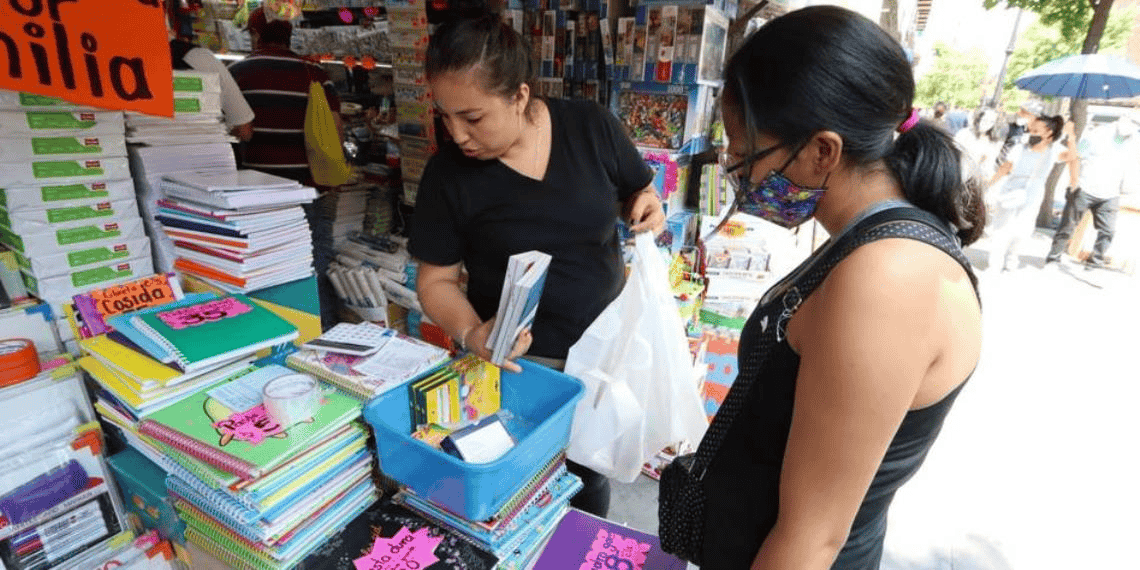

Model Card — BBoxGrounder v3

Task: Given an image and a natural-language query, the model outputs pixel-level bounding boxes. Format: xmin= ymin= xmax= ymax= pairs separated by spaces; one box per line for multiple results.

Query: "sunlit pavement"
xmin=609 ymin=231 xmax=1139 ymax=570
xmin=883 ymin=232 xmax=1138 ymax=570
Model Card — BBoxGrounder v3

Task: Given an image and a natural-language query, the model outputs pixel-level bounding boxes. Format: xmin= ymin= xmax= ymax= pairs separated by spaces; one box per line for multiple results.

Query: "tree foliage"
xmin=983 ymin=0 xmax=1106 ymax=42
xmin=915 ymin=42 xmax=991 ymax=108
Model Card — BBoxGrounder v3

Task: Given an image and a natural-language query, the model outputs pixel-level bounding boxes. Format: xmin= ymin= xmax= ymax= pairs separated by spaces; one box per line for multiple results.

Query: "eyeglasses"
xmin=719 ymin=144 xmax=781 ymax=190
xmin=715 ymin=145 xmax=779 ymax=197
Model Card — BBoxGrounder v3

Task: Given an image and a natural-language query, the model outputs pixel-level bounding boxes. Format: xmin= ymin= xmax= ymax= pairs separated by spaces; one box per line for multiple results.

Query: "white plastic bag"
xmin=564 ymin=232 xmax=709 ymax=482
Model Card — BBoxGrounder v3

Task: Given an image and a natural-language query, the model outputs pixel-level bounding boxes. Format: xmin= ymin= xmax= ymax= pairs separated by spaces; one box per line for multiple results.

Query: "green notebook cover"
xmin=138 ymin=365 xmax=362 ymax=481
xmin=129 ymin=293 xmax=298 ymax=371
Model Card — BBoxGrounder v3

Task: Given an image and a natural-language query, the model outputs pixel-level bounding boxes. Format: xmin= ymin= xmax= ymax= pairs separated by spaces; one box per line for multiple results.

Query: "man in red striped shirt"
xmin=229 ymin=8 xmax=343 ymax=184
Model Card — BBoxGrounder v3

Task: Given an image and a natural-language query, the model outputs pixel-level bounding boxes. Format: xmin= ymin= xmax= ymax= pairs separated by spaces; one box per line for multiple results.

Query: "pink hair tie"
xmin=897 ymin=108 xmax=921 ymax=134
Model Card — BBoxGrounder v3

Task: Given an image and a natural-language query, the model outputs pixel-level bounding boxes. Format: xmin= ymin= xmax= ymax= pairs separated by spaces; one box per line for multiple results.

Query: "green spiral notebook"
xmin=128 ymin=293 xmax=298 ymax=373
xmin=137 ymin=365 xmax=362 ymax=481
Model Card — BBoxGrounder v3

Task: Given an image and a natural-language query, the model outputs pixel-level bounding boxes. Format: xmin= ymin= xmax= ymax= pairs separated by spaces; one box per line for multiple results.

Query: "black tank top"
xmin=699 ymin=205 xmax=979 ymax=569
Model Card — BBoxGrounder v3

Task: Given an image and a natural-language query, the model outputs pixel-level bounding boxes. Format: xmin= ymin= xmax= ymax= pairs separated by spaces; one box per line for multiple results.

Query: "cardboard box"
xmin=0 ymin=156 xmax=131 ymax=186
xmin=0 ymin=197 xmax=139 ymax=235
xmin=107 ymin=447 xmax=187 ymax=544
xmin=0 ymin=216 xmax=147 ymax=257
xmin=15 ymin=236 xmax=151 ymax=279
xmin=22 ymin=255 xmax=153 ymax=306
xmin=0 ymin=110 xmax=125 ymax=136
xmin=0 ymin=134 xmax=127 ymax=162
xmin=0 ymin=178 xmax=136 ymax=211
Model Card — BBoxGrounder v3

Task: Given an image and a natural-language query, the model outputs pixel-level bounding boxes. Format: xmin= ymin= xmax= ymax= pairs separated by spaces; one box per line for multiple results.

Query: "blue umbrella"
xmin=1015 ymin=53 xmax=1140 ymax=99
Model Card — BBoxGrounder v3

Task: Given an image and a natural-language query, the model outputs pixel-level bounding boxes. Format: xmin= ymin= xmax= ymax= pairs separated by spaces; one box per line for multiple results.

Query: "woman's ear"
xmin=806 ymin=131 xmax=843 ymax=175
xmin=514 ymin=83 xmax=531 ymax=113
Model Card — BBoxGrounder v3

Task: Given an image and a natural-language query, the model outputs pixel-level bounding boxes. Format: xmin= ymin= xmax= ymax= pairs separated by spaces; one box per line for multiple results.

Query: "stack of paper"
xmin=0 ymin=90 xmax=153 ymax=316
xmin=128 ymin=142 xmax=237 ymax=273
xmin=125 ymin=71 xmax=231 ymax=146
xmin=156 ymin=170 xmax=318 ymax=293
xmin=126 ymin=70 xmax=238 ymax=274
xmin=128 ymin=364 xmax=377 ymax=570
xmin=485 ymin=250 xmax=552 ymax=365
xmin=320 ymin=186 xmax=368 ymax=246
xmin=285 ymin=324 xmax=451 ymax=400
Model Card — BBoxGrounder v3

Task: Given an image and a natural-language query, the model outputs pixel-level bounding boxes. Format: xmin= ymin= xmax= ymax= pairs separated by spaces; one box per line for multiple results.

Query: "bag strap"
xmin=689 ymin=206 xmax=978 ymax=477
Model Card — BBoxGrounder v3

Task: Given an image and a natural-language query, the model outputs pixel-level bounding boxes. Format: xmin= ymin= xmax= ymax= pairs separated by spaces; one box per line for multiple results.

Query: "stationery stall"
xmin=0 ymin=0 xmax=820 ymax=568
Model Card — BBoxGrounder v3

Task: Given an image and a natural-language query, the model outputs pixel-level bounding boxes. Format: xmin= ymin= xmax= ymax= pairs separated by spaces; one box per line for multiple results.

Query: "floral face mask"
xmin=723 ymin=144 xmax=829 ymax=229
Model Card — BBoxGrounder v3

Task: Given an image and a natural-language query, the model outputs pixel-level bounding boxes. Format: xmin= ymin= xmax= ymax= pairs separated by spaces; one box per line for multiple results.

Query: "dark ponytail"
xmin=886 ymin=122 xmax=985 ymax=244
xmin=425 ymin=9 xmax=537 ymax=111
xmin=723 ymin=6 xmax=985 ymax=245
xmin=1040 ymin=115 xmax=1064 ymax=142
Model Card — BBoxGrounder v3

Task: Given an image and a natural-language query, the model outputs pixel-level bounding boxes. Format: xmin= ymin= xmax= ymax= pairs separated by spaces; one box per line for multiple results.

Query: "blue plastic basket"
xmin=363 ymin=359 xmax=584 ymax=521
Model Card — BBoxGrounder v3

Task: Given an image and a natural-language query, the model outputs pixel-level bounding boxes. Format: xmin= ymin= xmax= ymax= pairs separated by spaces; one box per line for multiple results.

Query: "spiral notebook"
xmin=137 ymin=365 xmax=362 ymax=481
xmin=127 ymin=293 xmax=298 ymax=373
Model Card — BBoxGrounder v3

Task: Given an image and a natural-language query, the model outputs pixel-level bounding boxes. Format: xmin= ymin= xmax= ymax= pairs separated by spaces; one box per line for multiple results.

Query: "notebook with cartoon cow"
xmin=137 ymin=364 xmax=360 ymax=481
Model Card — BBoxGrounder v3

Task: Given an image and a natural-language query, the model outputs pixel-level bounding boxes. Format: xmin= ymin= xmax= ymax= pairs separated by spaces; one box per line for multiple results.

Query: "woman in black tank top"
xmin=662 ymin=7 xmax=985 ymax=569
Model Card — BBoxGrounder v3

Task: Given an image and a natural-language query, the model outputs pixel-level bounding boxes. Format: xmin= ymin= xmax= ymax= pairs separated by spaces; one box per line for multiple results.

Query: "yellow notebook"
xmin=80 ymin=335 xmax=182 ymax=388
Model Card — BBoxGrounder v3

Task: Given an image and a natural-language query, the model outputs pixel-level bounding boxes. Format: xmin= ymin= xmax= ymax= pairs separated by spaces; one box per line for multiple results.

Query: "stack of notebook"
xmin=155 ymin=170 xmax=318 ymax=293
xmin=394 ymin=454 xmax=581 ymax=569
xmin=319 ymin=185 xmax=369 ymax=247
xmin=78 ymin=291 xmax=299 ymax=423
xmin=114 ymin=364 xmax=378 ymax=570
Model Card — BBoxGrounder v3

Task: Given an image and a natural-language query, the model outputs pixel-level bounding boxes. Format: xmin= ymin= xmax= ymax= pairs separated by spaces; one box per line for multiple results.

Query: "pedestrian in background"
xmin=932 ymin=101 xmax=949 ymax=130
xmin=1045 ymin=112 xmax=1140 ymax=269
xmin=995 ymin=100 xmax=1042 ymax=168
xmin=986 ymin=115 xmax=1077 ymax=274
xmin=954 ymin=107 xmax=1002 ymax=184
xmin=946 ymin=105 xmax=969 ymax=135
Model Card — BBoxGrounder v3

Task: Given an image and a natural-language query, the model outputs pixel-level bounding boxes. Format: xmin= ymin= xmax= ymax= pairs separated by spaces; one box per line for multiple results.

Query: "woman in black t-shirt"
xmin=406 ymin=12 xmax=664 ymax=518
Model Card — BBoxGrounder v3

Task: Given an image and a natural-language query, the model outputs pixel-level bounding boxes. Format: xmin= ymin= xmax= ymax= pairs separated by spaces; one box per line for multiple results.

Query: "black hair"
xmin=722 ymin=6 xmax=984 ymax=245
xmin=1039 ymin=115 xmax=1064 ymax=141
xmin=425 ymin=10 xmax=537 ymax=115
xmin=935 ymin=101 xmax=947 ymax=117
xmin=254 ymin=18 xmax=293 ymax=46
xmin=973 ymin=107 xmax=1000 ymax=141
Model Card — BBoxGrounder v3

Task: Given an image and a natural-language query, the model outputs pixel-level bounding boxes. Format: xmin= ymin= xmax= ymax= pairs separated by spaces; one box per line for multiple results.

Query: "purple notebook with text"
xmin=531 ymin=509 xmax=687 ymax=570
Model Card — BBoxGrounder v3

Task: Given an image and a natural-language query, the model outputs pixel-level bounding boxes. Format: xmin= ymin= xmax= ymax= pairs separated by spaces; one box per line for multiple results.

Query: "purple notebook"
xmin=530 ymin=509 xmax=686 ymax=570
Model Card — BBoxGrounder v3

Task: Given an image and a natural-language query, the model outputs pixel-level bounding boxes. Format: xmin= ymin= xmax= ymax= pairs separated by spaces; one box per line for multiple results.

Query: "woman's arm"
xmin=752 ymin=240 xmax=944 ymax=570
xmin=416 ymin=261 xmax=531 ymax=372
xmin=623 ymin=184 xmax=666 ymax=234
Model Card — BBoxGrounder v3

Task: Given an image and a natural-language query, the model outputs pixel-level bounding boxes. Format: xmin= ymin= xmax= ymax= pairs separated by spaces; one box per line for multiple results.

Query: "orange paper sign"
xmin=88 ymin=274 xmax=177 ymax=318
xmin=0 ymin=0 xmax=173 ymax=116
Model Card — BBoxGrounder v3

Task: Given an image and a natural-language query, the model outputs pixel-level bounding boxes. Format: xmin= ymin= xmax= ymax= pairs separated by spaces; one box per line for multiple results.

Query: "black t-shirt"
xmin=408 ymin=98 xmax=654 ymax=358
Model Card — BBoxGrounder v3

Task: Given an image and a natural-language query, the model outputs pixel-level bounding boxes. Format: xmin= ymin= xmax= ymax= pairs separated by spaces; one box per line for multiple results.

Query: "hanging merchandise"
xmin=563 ymin=232 xmax=708 ymax=483
xmin=264 ymin=0 xmax=303 ymax=22
xmin=304 ymin=78 xmax=354 ymax=187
